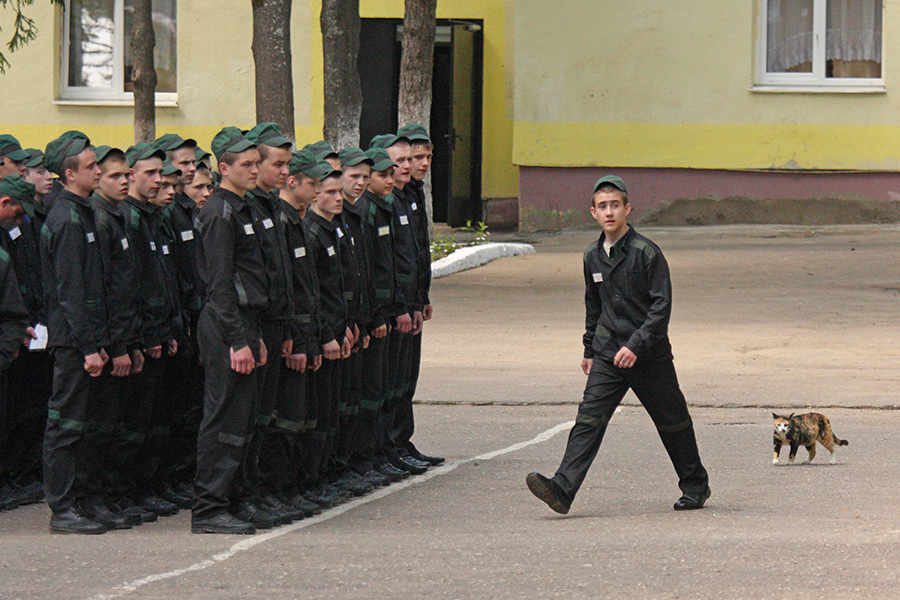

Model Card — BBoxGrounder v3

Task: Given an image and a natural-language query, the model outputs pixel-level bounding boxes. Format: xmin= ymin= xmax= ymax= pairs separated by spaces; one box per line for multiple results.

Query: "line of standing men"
xmin=0 ymin=123 xmax=442 ymax=534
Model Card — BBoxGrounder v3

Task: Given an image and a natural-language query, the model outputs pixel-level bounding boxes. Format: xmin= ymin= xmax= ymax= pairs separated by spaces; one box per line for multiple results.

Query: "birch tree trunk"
xmin=131 ymin=0 xmax=156 ymax=143
xmin=252 ymin=0 xmax=295 ymax=138
xmin=321 ymin=0 xmax=361 ymax=149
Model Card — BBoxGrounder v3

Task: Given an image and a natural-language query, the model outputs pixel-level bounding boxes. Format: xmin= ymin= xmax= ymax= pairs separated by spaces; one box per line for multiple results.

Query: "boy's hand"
xmin=230 ymin=346 xmax=255 ymax=374
xmin=282 ymin=339 xmax=293 ymax=357
xmin=396 ymin=313 xmax=412 ymax=334
xmin=257 ymin=338 xmax=267 ymax=367
xmin=286 ymin=352 xmax=307 ymax=373
xmin=613 ymin=346 xmax=637 ymax=369
xmin=412 ymin=311 xmax=424 ymax=335
xmin=322 ymin=340 xmax=340 ymax=360
xmin=581 ymin=357 xmax=593 ymax=375
xmin=423 ymin=304 xmax=433 ymax=320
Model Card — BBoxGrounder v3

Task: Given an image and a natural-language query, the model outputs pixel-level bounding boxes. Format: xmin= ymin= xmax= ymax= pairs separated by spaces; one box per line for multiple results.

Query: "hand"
xmin=84 ymin=352 xmax=105 ymax=377
xmin=613 ymin=346 xmax=637 ymax=369
xmin=396 ymin=313 xmax=412 ymax=334
xmin=373 ymin=325 xmax=387 ymax=339
xmin=282 ymin=339 xmax=293 ymax=357
xmin=340 ymin=336 xmax=352 ymax=359
xmin=130 ymin=349 xmax=145 ymax=374
xmin=257 ymin=338 xmax=267 ymax=367
xmin=582 ymin=357 xmax=593 ymax=375
xmin=286 ymin=352 xmax=307 ymax=373
xmin=353 ymin=324 xmax=360 ymax=344
xmin=423 ymin=304 xmax=433 ymax=320
xmin=230 ymin=346 xmax=255 ymax=374
xmin=323 ymin=340 xmax=341 ymax=361
xmin=412 ymin=311 xmax=424 ymax=335
xmin=362 ymin=335 xmax=370 ymax=350
xmin=23 ymin=326 xmax=36 ymax=346
xmin=111 ymin=353 xmax=132 ymax=377
xmin=345 ymin=326 xmax=356 ymax=346
xmin=145 ymin=345 xmax=162 ymax=359
xmin=312 ymin=354 xmax=323 ymax=371
xmin=168 ymin=338 xmax=178 ymax=356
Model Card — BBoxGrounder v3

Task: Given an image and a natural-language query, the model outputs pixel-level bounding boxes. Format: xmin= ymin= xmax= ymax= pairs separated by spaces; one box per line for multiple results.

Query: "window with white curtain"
xmin=60 ymin=0 xmax=177 ymax=104
xmin=758 ymin=0 xmax=882 ymax=89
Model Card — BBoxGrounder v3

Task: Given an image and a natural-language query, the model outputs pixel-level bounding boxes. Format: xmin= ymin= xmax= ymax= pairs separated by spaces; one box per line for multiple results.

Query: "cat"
xmin=773 ymin=412 xmax=848 ymax=465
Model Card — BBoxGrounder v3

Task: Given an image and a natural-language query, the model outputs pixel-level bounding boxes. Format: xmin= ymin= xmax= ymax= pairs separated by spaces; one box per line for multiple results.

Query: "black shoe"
xmin=260 ymin=495 xmax=305 ymax=523
xmin=322 ymin=484 xmax=351 ymax=503
xmin=281 ymin=493 xmax=323 ymax=517
xmin=139 ymin=495 xmax=180 ymax=516
xmin=116 ymin=497 xmax=158 ymax=523
xmin=192 ymin=512 xmax=256 ymax=535
xmin=12 ymin=480 xmax=45 ymax=505
xmin=673 ymin=487 xmax=711 ymax=511
xmin=79 ymin=502 xmax=133 ymax=530
xmin=105 ymin=500 xmax=143 ymax=526
xmin=525 ymin=472 xmax=571 ymax=515
xmin=0 ymin=483 xmax=20 ymax=511
xmin=230 ymin=500 xmax=278 ymax=530
xmin=388 ymin=455 xmax=427 ymax=475
xmin=375 ymin=461 xmax=407 ymax=482
xmin=408 ymin=448 xmax=445 ymax=466
xmin=359 ymin=469 xmax=391 ymax=487
xmin=49 ymin=507 xmax=108 ymax=534
xmin=302 ymin=489 xmax=334 ymax=509
xmin=333 ymin=475 xmax=374 ymax=497
xmin=159 ymin=485 xmax=194 ymax=509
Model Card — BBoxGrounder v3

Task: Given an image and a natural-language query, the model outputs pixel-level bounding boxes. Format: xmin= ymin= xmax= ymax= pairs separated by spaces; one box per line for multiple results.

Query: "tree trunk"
xmin=398 ymin=0 xmax=437 ymax=230
xmin=131 ymin=0 xmax=157 ymax=143
xmin=252 ymin=0 xmax=295 ymax=138
xmin=321 ymin=0 xmax=362 ymax=149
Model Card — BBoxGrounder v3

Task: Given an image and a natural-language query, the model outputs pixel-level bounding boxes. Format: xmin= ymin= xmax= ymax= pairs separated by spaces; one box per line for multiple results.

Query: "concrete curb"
xmin=431 ymin=242 xmax=536 ymax=279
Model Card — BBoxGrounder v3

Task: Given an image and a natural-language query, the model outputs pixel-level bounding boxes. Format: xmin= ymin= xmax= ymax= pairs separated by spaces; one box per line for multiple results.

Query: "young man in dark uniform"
xmin=39 ymin=131 xmax=109 ymax=533
xmin=0 ymin=176 xmax=32 ymax=511
xmin=0 ymin=134 xmax=28 ymax=180
xmin=527 ymin=176 xmax=710 ymax=514
xmin=192 ymin=128 xmax=268 ymax=535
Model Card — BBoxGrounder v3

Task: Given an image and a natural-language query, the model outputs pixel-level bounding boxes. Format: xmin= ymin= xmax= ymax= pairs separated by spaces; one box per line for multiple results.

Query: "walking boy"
xmin=526 ymin=176 xmax=710 ymax=514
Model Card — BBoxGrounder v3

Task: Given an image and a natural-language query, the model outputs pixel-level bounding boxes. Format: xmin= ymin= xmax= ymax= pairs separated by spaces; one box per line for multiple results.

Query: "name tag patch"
xmin=294 ymin=246 xmax=306 ymax=258
xmin=262 ymin=218 xmax=274 ymax=230
xmin=411 ymin=202 xmax=418 ymax=211
xmin=399 ymin=215 xmax=409 ymax=225
xmin=121 ymin=238 xmax=129 ymax=251
xmin=592 ymin=272 xmax=603 ymax=283
xmin=180 ymin=230 xmax=194 ymax=241
xmin=162 ymin=245 xmax=170 ymax=255
xmin=149 ymin=241 xmax=156 ymax=251
xmin=244 ymin=223 xmax=255 ymax=236
xmin=326 ymin=246 xmax=336 ymax=257
xmin=378 ymin=225 xmax=390 ymax=237
xmin=8 ymin=226 xmax=21 ymax=240
xmin=336 ymin=228 xmax=344 ymax=238
xmin=86 ymin=232 xmax=96 ymax=243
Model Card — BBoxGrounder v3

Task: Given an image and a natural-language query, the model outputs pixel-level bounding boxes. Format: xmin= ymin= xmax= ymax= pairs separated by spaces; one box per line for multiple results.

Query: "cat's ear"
xmin=772 ymin=412 xmax=779 ymax=419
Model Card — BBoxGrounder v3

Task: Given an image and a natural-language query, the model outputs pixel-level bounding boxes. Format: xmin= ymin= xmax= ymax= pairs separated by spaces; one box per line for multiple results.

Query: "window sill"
xmin=750 ymin=85 xmax=886 ymax=94
xmin=54 ymin=96 xmax=179 ymax=108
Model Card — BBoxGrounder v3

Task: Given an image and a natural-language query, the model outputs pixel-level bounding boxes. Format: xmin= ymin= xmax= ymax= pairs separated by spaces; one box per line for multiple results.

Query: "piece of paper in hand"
xmin=29 ymin=324 xmax=48 ymax=351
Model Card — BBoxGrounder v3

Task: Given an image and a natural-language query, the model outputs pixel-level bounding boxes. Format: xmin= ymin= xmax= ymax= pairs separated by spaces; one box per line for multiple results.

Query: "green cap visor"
xmin=365 ymin=148 xmax=397 ymax=172
xmin=397 ymin=123 xmax=431 ymax=143
xmin=289 ymin=149 xmax=329 ymax=178
xmin=153 ymin=133 xmax=197 ymax=152
xmin=23 ymin=148 xmax=45 ymax=168
xmin=592 ymin=175 xmax=628 ymax=194
xmin=212 ymin=127 xmax=256 ymax=160
xmin=0 ymin=135 xmax=29 ymax=162
xmin=338 ymin=147 xmax=373 ymax=168
xmin=44 ymin=132 xmax=91 ymax=175
xmin=0 ymin=174 xmax=36 ymax=203
xmin=247 ymin=123 xmax=293 ymax=149
xmin=126 ymin=143 xmax=166 ymax=168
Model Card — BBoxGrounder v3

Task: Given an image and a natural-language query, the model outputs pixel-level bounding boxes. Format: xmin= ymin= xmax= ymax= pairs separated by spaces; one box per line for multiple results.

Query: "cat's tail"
xmin=833 ymin=434 xmax=848 ymax=446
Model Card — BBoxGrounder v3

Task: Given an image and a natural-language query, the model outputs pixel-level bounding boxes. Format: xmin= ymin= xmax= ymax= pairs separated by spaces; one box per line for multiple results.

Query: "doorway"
xmin=358 ymin=19 xmax=483 ymax=227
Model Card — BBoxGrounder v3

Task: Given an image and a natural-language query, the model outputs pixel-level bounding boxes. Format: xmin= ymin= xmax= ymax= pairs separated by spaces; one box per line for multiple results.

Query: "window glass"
xmin=826 ymin=0 xmax=881 ymax=78
xmin=766 ymin=0 xmax=813 ymax=73
xmin=67 ymin=0 xmax=116 ymax=88
xmin=123 ymin=0 xmax=177 ymax=93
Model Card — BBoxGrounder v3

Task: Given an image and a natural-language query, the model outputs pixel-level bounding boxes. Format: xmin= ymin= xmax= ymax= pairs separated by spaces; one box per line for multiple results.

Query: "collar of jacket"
xmin=342 ymin=197 xmax=364 ymax=218
xmin=60 ymin=188 xmax=91 ymax=209
xmin=173 ymin=192 xmax=194 ymax=211
xmin=306 ymin=208 xmax=338 ymax=231
xmin=124 ymin=194 xmax=158 ymax=216
xmin=600 ymin=224 xmax=635 ymax=255
xmin=362 ymin=189 xmax=393 ymax=211
xmin=90 ymin=193 xmax=123 ymax=217
xmin=280 ymin=198 xmax=303 ymax=225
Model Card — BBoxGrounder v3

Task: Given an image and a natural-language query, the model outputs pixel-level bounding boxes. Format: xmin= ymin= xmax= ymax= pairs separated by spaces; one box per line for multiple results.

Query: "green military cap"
xmin=153 ymin=133 xmax=197 ymax=152
xmin=211 ymin=127 xmax=256 ymax=160
xmin=289 ymin=149 xmax=329 ymax=178
xmin=44 ymin=131 xmax=91 ymax=175
xmin=397 ymin=123 xmax=430 ymax=143
xmin=303 ymin=140 xmax=338 ymax=161
xmin=338 ymin=147 xmax=373 ymax=168
xmin=161 ymin=159 xmax=182 ymax=177
xmin=0 ymin=174 xmax=36 ymax=203
xmin=592 ymin=175 xmax=628 ymax=194
xmin=23 ymin=148 xmax=45 ymax=168
xmin=318 ymin=161 xmax=342 ymax=181
xmin=368 ymin=133 xmax=410 ymax=150
xmin=365 ymin=148 xmax=397 ymax=172
xmin=0 ymin=134 xmax=29 ymax=162
xmin=246 ymin=122 xmax=293 ymax=149
xmin=194 ymin=146 xmax=212 ymax=166
xmin=125 ymin=142 xmax=166 ymax=168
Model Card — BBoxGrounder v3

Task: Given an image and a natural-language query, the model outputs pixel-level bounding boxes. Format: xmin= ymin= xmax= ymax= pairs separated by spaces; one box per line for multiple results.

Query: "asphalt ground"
xmin=3 ymin=225 xmax=900 ymax=599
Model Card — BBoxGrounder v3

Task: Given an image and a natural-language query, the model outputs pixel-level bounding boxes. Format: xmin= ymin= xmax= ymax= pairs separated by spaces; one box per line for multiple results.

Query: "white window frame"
xmin=57 ymin=0 xmax=177 ymax=106
xmin=754 ymin=0 xmax=885 ymax=93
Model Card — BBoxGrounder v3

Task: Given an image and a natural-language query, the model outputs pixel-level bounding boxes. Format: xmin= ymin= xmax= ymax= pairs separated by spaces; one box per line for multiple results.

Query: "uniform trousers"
xmin=393 ymin=329 xmax=422 ymax=453
xmin=384 ymin=328 xmax=411 ymax=458
xmin=78 ymin=362 xmax=124 ymax=507
xmin=259 ymin=355 xmax=309 ymax=495
xmin=552 ymin=357 xmax=709 ymax=502
xmin=4 ymin=351 xmax=52 ymax=483
xmin=159 ymin=327 xmax=204 ymax=487
xmin=351 ymin=335 xmax=387 ymax=471
xmin=193 ymin=308 xmax=260 ymax=520
xmin=333 ymin=348 xmax=363 ymax=475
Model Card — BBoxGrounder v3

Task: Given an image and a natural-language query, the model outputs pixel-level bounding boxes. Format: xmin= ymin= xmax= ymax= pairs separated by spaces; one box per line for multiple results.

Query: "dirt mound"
xmin=636 ymin=196 xmax=900 ymax=226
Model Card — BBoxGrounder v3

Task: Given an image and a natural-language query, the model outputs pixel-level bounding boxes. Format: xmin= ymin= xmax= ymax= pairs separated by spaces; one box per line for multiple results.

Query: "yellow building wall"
xmin=0 ymin=0 xmax=516 ymax=199
xmin=510 ymin=0 xmax=900 ymax=171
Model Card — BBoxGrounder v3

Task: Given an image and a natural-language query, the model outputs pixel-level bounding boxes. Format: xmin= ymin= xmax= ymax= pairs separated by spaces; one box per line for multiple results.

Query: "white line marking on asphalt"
xmin=87 ymin=420 xmax=574 ymax=600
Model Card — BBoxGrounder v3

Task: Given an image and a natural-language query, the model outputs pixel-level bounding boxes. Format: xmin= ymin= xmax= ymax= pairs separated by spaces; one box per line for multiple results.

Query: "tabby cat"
xmin=772 ymin=412 xmax=848 ymax=465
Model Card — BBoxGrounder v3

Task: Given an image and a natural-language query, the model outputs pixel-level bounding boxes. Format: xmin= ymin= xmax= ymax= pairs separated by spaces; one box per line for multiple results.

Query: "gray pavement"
xmin=3 ymin=225 xmax=900 ymax=599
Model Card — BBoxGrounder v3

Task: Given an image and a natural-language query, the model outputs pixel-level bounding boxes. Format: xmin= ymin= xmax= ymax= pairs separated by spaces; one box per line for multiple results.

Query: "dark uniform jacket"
xmin=405 ymin=178 xmax=432 ymax=309
xmin=91 ymin=194 xmax=142 ymax=359
xmin=280 ymin=199 xmax=320 ymax=356
xmin=389 ymin=187 xmax=418 ymax=317
xmin=163 ymin=192 xmax=203 ymax=320
xmin=4 ymin=196 xmax=45 ymax=324
xmin=355 ymin=189 xmax=397 ymax=328
xmin=583 ymin=225 xmax=674 ymax=364
xmin=195 ymin=186 xmax=270 ymax=353
xmin=120 ymin=196 xmax=179 ymax=348
xmin=338 ymin=200 xmax=372 ymax=337
xmin=149 ymin=206 xmax=185 ymax=344
xmin=303 ymin=210 xmax=346 ymax=347
xmin=246 ymin=187 xmax=294 ymax=330
xmin=0 ymin=245 xmax=28 ymax=373
xmin=40 ymin=189 xmax=110 ymax=356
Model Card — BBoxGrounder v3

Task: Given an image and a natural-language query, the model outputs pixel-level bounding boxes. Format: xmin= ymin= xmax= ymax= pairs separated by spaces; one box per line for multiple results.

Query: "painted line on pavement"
xmin=88 ymin=420 xmax=574 ymax=600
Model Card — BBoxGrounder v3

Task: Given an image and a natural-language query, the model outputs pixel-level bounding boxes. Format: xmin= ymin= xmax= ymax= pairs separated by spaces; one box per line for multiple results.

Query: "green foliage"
xmin=430 ymin=232 xmax=457 ymax=262
xmin=460 ymin=219 xmax=490 ymax=245
xmin=1 ymin=0 xmax=63 ymax=74
xmin=430 ymin=221 xmax=491 ymax=262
